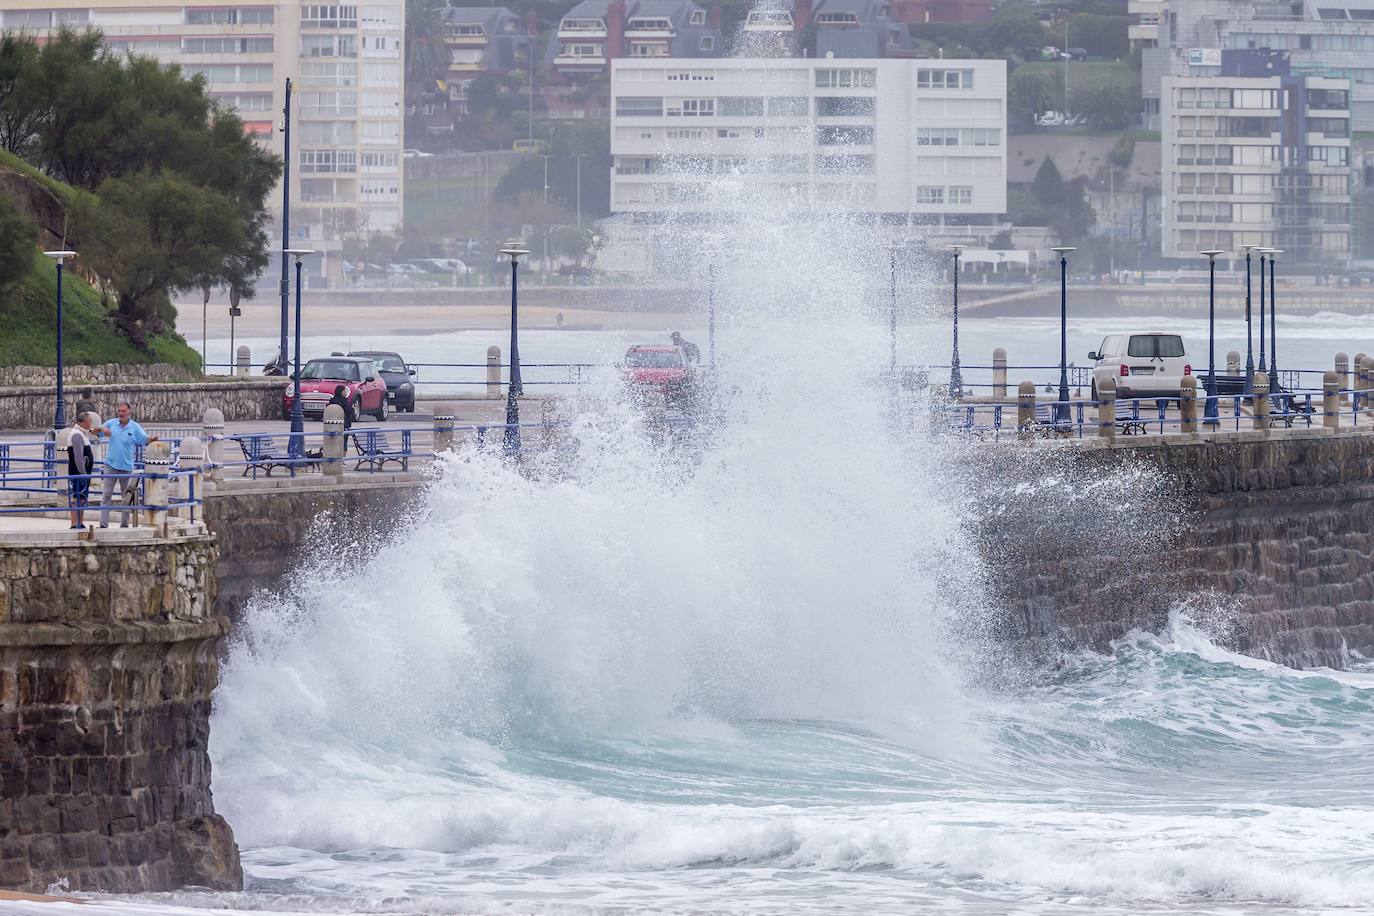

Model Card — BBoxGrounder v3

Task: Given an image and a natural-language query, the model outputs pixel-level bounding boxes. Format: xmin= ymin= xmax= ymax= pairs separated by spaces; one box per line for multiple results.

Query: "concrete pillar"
xmin=323 ymin=403 xmax=346 ymax=478
xmin=1096 ymin=376 xmax=1116 ymax=440
xmin=1336 ymin=352 xmax=1350 ymax=404
xmin=1360 ymin=355 xmax=1372 ymax=411
xmin=201 ymin=407 xmax=224 ymax=484
xmin=486 ymin=346 xmax=502 ymax=399
xmin=1252 ymin=371 xmax=1270 ymax=431
xmin=1324 ymin=371 xmax=1340 ymax=429
xmin=1017 ymin=380 xmax=1035 ymax=440
xmin=433 ymin=402 xmax=455 ymax=453
xmin=1180 ymin=376 xmax=1198 ymax=434
xmin=992 ymin=347 xmax=1008 ymax=398
xmin=235 ymin=345 xmax=251 ymax=377
xmin=175 ymin=436 xmax=204 ymax=521
xmin=142 ymin=441 xmax=172 ymax=536
xmin=1227 ymin=350 xmax=1240 ymax=375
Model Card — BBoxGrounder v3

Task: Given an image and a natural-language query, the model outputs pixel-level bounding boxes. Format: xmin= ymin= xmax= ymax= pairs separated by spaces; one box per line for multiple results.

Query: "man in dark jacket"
xmin=327 ymin=385 xmax=356 ymax=429
xmin=670 ymin=331 xmax=701 ymax=364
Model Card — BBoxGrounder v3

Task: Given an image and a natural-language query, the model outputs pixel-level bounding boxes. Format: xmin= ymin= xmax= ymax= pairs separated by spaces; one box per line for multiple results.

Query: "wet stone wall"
xmin=0 ymin=536 xmax=239 ymax=894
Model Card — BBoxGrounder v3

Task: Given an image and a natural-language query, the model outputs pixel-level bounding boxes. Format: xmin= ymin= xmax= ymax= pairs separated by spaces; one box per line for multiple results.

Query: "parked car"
xmin=349 ymin=350 xmax=417 ymax=412
xmin=282 ymin=356 xmax=390 ymax=421
xmin=1089 ymin=333 xmax=1192 ymax=400
xmin=621 ymin=345 xmax=693 ymax=407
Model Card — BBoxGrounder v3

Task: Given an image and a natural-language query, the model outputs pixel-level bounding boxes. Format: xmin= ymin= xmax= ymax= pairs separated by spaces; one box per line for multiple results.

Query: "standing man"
xmin=67 ymin=411 xmax=95 ymax=531
xmin=95 ymin=400 xmax=157 ymax=528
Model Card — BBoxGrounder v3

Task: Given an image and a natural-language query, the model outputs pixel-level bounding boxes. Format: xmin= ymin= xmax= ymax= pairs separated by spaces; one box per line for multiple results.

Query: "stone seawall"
xmin=0 ymin=531 xmax=240 ymax=893
xmin=0 ymin=364 xmax=199 ymax=387
xmin=0 ymin=379 xmax=282 ymax=427
xmin=983 ymin=428 xmax=1374 ymax=668
xmin=203 ymin=479 xmax=423 ymax=621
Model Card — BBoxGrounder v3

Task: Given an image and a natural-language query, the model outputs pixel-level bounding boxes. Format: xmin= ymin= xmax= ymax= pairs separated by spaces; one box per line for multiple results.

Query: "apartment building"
xmin=739 ymin=0 xmax=914 ymax=58
xmin=0 ymin=0 xmax=405 ymax=284
xmin=1128 ymin=0 xmax=1162 ymax=50
xmin=551 ymin=0 xmax=722 ymax=80
xmin=1161 ymin=50 xmax=1351 ymax=267
xmin=609 ymin=57 xmax=1007 ymax=242
xmin=1155 ymin=0 xmax=1374 ymax=130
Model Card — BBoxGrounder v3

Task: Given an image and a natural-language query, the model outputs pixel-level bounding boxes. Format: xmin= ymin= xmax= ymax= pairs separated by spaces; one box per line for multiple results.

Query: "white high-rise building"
xmin=0 ymin=1 xmax=405 ymax=284
xmin=609 ymin=58 xmax=1007 ymax=240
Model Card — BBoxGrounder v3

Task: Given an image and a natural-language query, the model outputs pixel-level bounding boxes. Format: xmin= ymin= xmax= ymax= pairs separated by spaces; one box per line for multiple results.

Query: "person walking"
xmin=67 ymin=412 xmax=95 ymax=530
xmin=95 ymin=400 xmax=157 ymax=528
xmin=327 ymin=385 xmax=356 ymax=430
xmin=670 ymin=331 xmax=701 ymax=364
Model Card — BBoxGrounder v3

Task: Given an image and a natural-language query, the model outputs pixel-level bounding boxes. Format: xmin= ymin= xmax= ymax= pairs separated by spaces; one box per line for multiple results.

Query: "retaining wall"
xmin=0 ymin=380 xmax=283 ymax=428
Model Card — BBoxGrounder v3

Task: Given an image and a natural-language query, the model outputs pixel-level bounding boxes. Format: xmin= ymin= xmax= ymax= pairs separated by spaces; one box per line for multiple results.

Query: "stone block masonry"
xmin=0 ymin=379 xmax=283 ymax=427
xmin=0 ymin=532 xmax=240 ymax=894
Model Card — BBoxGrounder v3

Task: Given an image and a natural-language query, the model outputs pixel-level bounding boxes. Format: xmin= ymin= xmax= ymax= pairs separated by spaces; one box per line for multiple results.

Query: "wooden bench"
xmin=351 ymin=430 xmax=410 ymax=472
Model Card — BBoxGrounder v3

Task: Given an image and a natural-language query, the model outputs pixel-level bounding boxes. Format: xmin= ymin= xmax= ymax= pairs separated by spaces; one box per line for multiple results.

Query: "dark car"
xmin=349 ymin=350 xmax=417 ymax=412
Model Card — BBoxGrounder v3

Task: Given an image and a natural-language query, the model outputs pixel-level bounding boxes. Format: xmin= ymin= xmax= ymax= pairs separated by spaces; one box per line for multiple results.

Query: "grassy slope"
xmin=0 ymin=151 xmax=201 ymax=371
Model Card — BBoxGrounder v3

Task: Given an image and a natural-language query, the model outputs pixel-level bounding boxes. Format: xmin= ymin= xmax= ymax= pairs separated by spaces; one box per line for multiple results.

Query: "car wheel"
xmin=352 ymin=397 xmax=363 ymax=422
xmin=375 ymin=396 xmax=388 ymax=421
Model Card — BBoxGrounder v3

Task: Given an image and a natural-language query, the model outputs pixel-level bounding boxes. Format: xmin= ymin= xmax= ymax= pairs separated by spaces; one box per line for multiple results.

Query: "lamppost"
xmin=500 ymin=239 xmax=529 ymax=454
xmin=540 ymin=154 xmax=552 ymax=276
xmin=283 ymin=248 xmax=314 ymax=458
xmin=949 ymin=244 xmax=964 ymax=398
xmin=1257 ymin=248 xmax=1268 ymax=375
xmin=1266 ymin=249 xmax=1283 ymax=388
xmin=1051 ymin=246 xmax=1076 ymax=425
xmin=278 ymin=77 xmax=293 ymax=379
xmin=1202 ymin=249 xmax=1225 ymax=424
xmin=229 ymin=286 xmax=242 ymax=373
xmin=1243 ymin=245 xmax=1257 ymax=394
xmin=573 ymin=153 xmax=590 ymax=230
xmin=707 ymin=258 xmax=718 ymax=371
xmin=43 ymin=250 xmax=77 ymax=430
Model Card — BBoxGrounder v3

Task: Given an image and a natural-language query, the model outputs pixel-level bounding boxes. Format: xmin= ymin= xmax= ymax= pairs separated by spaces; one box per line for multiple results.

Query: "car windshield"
xmin=358 ymin=354 xmax=406 ymax=372
xmin=625 ymin=349 xmax=683 ymax=369
xmin=1127 ymin=335 xmax=1185 ymax=358
xmin=302 ymin=359 xmax=360 ymax=381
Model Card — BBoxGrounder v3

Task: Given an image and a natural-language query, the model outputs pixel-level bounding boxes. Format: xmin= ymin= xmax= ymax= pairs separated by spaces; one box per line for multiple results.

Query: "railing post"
xmin=433 ymin=402 xmax=455 ymax=453
xmin=1097 ymin=376 xmax=1116 ymax=441
xmin=1359 ymin=355 xmax=1372 ymax=411
xmin=1252 ymin=371 xmax=1270 ymax=431
xmin=323 ymin=403 xmax=346 ymax=478
xmin=143 ymin=441 xmax=172 ymax=536
xmin=1324 ymin=371 xmax=1340 ymax=429
xmin=1227 ymin=350 xmax=1240 ymax=375
xmin=486 ymin=345 xmax=502 ymax=399
xmin=236 ymin=345 xmax=251 ymax=377
xmin=1017 ymin=380 xmax=1035 ymax=441
xmin=992 ymin=347 xmax=1007 ymax=398
xmin=176 ymin=436 xmax=204 ymax=521
xmin=1336 ymin=352 xmax=1350 ymax=404
xmin=1180 ymin=376 xmax=1198 ymax=434
xmin=202 ymin=407 xmax=224 ymax=484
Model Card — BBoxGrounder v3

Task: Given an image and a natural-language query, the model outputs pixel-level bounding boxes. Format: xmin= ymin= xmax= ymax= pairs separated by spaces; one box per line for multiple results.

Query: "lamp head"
xmin=1051 ymin=246 xmax=1076 ymax=255
xmin=43 ymin=250 xmax=77 ymax=264
xmin=283 ymin=248 xmax=315 ymax=262
xmin=500 ymin=239 xmax=530 ymax=262
xmin=1264 ymin=248 xmax=1283 ymax=260
xmin=949 ymin=244 xmax=964 ymax=255
xmin=1200 ymin=249 xmax=1225 ymax=261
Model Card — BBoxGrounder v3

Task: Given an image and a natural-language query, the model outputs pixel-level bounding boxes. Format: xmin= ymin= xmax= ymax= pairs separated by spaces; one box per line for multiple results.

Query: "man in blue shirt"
xmin=95 ymin=400 xmax=158 ymax=528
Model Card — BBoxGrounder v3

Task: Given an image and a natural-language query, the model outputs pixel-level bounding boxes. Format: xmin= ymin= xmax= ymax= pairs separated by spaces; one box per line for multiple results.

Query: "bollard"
xmin=1252 ymin=371 xmax=1270 ymax=431
xmin=1226 ymin=350 xmax=1240 ymax=375
xmin=236 ymin=345 xmax=251 ymax=377
xmin=201 ymin=407 xmax=224 ymax=484
xmin=992 ymin=347 xmax=1008 ymax=398
xmin=486 ymin=346 xmax=502 ymax=399
xmin=1017 ymin=380 xmax=1036 ymax=440
xmin=1360 ymin=355 xmax=1373 ymax=411
xmin=142 ymin=440 xmax=172 ymax=536
xmin=323 ymin=404 xmax=346 ymax=478
xmin=1336 ymin=353 xmax=1350 ymax=404
xmin=1180 ymin=376 xmax=1198 ymax=434
xmin=1324 ymin=371 xmax=1340 ymax=429
xmin=432 ymin=402 xmax=455 ymax=453
xmin=176 ymin=437 xmax=204 ymax=521
xmin=1096 ymin=376 xmax=1116 ymax=440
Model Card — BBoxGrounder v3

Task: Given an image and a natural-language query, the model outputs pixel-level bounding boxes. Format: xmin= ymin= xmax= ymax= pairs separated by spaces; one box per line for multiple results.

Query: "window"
xmin=1309 ymin=117 xmax=1350 ymax=137
xmin=1309 ymin=145 xmax=1349 ymax=166
xmin=767 ymin=154 xmax=809 ymax=174
xmin=916 ymin=127 xmax=960 ymax=146
xmin=690 ymin=9 xmax=706 ymax=24
xmin=567 ymin=43 xmax=603 ymax=58
xmin=184 ymin=64 xmax=274 ymax=83
xmin=360 ymin=150 xmax=398 ymax=172
xmin=916 ymin=186 xmax=945 ymax=204
xmin=302 ymin=61 xmax=359 ymax=85
xmin=667 ymin=69 xmax=715 ymax=81
xmin=627 ymin=17 xmax=672 ymax=29
xmin=184 ymin=37 xmax=274 ymax=54
xmin=616 ymin=96 xmax=663 ymax=116
xmin=815 ymin=11 xmax=859 ymax=24
xmin=1232 ymin=89 xmax=1277 ymax=109
xmin=817 ymin=125 xmax=874 ymax=145
xmin=767 ymin=96 xmax=808 ymax=116
xmin=665 ymin=128 xmax=705 ymax=139
xmin=719 ymin=97 xmax=764 ymax=117
xmin=359 ymin=180 xmax=399 ymax=200
xmin=362 ymin=63 xmax=400 ymax=87
xmin=299 ymin=90 xmax=358 ymax=116
xmin=301 ymin=5 xmax=358 ymax=28
xmin=302 ymin=35 xmax=358 ymax=57
xmin=917 ymin=69 xmax=973 ymax=89
xmin=1 ymin=10 xmax=50 ymax=27
xmin=362 ymin=6 xmax=400 ymax=27
xmin=212 ymin=92 xmax=273 ymax=112
xmin=949 ymin=186 xmax=973 ymax=205
xmin=299 ymin=150 xmax=357 ymax=173
xmin=1127 ymin=335 xmax=1185 ymax=358
xmin=816 ymin=96 xmax=874 ymax=117
xmin=361 ymin=120 xmax=400 ymax=143
xmin=299 ymin=121 xmax=356 ymax=144
xmin=815 ymin=68 xmax=876 ymax=89
xmin=700 ymin=36 xmax=715 ymax=51
xmin=968 ymin=127 xmax=1000 ymax=146
xmin=629 ymin=42 xmax=668 ymax=56
xmin=666 ymin=98 xmax=714 ymax=116
xmin=716 ymin=127 xmax=764 ymax=138
xmin=186 ymin=9 xmax=237 ymax=25
xmin=816 ymin=154 xmax=873 ymax=174
xmin=361 ymin=92 xmax=398 ymax=116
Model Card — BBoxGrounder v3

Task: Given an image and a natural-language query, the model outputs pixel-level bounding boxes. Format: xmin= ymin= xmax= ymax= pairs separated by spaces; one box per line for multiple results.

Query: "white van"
xmin=1089 ymin=332 xmax=1192 ymax=400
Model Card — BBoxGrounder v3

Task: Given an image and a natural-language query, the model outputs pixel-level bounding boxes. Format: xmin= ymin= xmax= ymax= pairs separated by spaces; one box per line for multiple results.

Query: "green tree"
xmin=72 ymin=171 xmax=251 ymax=344
xmin=1031 ymin=157 xmax=1067 ymax=206
xmin=0 ymin=193 xmax=36 ymax=289
xmin=1009 ymin=70 xmax=1056 ymax=131
xmin=0 ymin=34 xmax=42 ymax=156
xmin=1066 ymin=13 xmax=1129 ymax=59
xmin=1078 ymin=82 xmax=1134 ymax=130
xmin=405 ymin=0 xmax=449 ymax=110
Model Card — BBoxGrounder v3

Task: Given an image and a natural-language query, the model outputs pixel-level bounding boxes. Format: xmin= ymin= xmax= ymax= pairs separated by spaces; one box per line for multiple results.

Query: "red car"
xmin=282 ymin=356 xmax=390 ymax=421
xmin=622 ymin=345 xmax=695 ymax=406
